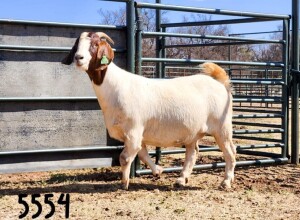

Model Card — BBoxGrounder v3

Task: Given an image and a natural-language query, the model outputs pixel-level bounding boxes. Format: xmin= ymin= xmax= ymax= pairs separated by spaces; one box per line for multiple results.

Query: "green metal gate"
xmin=132 ymin=1 xmax=292 ymax=176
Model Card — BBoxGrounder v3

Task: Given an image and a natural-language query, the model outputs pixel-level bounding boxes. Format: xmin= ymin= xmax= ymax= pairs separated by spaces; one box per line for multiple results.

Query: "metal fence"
xmin=0 ymin=0 xmax=135 ymax=173
xmin=133 ymin=1 xmax=291 ymax=175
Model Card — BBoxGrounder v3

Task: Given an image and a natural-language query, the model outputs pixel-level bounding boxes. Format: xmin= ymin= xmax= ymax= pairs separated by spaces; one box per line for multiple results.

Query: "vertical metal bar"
xmin=155 ymin=147 xmax=162 ymax=165
xmin=155 ymin=0 xmax=162 ymax=78
xmin=126 ymin=0 xmax=135 ymax=73
xmin=135 ymin=7 xmax=143 ymax=75
xmin=134 ymin=154 xmax=141 ymax=174
xmin=291 ymin=0 xmax=299 ymax=164
xmin=127 ymin=0 xmax=137 ymax=178
xmin=264 ymin=69 xmax=268 ymax=108
xmin=155 ymin=0 xmax=162 ymax=164
xmin=282 ymin=18 xmax=290 ymax=158
xmin=228 ymin=35 xmax=232 ymax=77
xmin=161 ymin=26 xmax=166 ymax=78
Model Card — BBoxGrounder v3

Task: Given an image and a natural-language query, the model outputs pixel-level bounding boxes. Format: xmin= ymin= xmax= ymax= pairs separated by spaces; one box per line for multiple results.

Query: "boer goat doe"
xmin=62 ymin=32 xmax=236 ymax=190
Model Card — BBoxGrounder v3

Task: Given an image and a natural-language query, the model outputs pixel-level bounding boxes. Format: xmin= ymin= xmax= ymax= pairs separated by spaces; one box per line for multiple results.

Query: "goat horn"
xmin=95 ymin=32 xmax=114 ymax=45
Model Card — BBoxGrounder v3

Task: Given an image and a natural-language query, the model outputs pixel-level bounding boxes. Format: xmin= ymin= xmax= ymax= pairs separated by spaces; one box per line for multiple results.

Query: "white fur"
xmin=94 ymin=63 xmax=235 ymax=189
xmin=75 ymin=33 xmax=92 ymax=71
xmin=95 ymin=63 xmax=231 ymax=146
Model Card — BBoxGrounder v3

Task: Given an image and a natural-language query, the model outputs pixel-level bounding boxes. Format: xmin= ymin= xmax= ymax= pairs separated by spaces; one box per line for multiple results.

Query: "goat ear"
xmin=97 ymin=41 xmax=114 ymax=70
xmin=61 ymin=38 xmax=79 ymax=65
xmin=106 ymin=41 xmax=114 ymax=62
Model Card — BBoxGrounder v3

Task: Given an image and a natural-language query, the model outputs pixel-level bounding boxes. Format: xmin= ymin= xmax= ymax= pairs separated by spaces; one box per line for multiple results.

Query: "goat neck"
xmin=91 ymin=62 xmax=131 ymax=111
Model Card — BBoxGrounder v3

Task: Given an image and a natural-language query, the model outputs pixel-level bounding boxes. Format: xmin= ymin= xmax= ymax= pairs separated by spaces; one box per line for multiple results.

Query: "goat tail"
xmin=200 ymin=62 xmax=231 ymax=93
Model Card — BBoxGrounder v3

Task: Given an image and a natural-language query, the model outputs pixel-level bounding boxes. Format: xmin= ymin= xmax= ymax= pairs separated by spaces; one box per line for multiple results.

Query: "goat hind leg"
xmin=222 ymin=144 xmax=236 ymax=188
xmin=215 ymin=135 xmax=236 ymax=189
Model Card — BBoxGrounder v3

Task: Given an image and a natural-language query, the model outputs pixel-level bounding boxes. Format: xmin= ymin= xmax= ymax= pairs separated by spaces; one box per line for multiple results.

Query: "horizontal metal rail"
xmin=231 ymin=79 xmax=284 ymax=85
xmin=239 ymin=143 xmax=284 ymax=148
xmin=0 ymin=145 xmax=124 ymax=156
xmin=0 ymin=97 xmax=282 ymax=103
xmin=230 ymin=30 xmax=284 ymax=37
xmin=0 ymin=97 xmax=97 ymax=102
xmin=234 ymin=95 xmax=282 ymax=99
xmin=135 ymin=158 xmax=289 ymax=175
xmin=233 ymin=113 xmax=283 ymax=118
xmin=237 ymin=150 xmax=282 ymax=158
xmin=232 ymin=108 xmax=282 ymax=114
xmin=230 ymin=67 xmax=282 ymax=71
xmin=161 ymin=17 xmax=281 ymax=28
xmin=233 ymin=121 xmax=282 ymax=128
xmin=233 ymin=129 xmax=284 ymax=134
xmin=143 ymin=31 xmax=284 ymax=44
xmin=164 ymin=41 xmax=276 ymax=48
xmin=141 ymin=58 xmax=285 ymax=67
xmin=0 ymin=143 xmax=283 ymax=158
xmin=0 ymin=45 xmax=126 ymax=53
xmin=233 ymin=97 xmax=282 ymax=103
xmin=135 ymin=2 xmax=290 ymax=19
xmin=232 ymin=135 xmax=282 ymax=143
xmin=0 ymin=19 xmax=126 ymax=29
xmin=148 ymin=143 xmax=284 ymax=155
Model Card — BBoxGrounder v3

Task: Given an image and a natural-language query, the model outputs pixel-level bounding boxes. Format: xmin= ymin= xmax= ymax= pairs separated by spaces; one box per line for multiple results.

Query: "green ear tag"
xmin=101 ymin=55 xmax=109 ymax=65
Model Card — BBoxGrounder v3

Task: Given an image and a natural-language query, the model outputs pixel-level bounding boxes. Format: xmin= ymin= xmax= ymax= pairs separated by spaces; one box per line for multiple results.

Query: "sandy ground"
xmin=0 ymin=158 xmax=299 ymax=220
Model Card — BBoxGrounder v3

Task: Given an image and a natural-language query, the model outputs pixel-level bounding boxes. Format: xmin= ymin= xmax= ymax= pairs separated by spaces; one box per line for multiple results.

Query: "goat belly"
xmin=142 ymin=118 xmax=205 ymax=147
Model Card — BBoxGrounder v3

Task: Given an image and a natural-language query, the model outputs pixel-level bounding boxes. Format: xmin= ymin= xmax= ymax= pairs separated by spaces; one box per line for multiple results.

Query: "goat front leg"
xmin=119 ymin=133 xmax=142 ymax=190
xmin=176 ymin=142 xmax=198 ymax=186
xmin=138 ymin=144 xmax=163 ymax=176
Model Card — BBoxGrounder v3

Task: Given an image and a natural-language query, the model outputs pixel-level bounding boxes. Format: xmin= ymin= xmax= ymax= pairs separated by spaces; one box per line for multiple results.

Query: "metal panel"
xmin=0 ymin=15 xmax=127 ymax=168
xmin=134 ymin=2 xmax=291 ymax=177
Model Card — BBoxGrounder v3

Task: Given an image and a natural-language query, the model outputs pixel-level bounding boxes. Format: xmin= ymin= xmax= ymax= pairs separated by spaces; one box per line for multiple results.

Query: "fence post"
xmin=155 ymin=0 xmax=162 ymax=165
xmin=126 ymin=0 xmax=135 ymax=73
xmin=291 ymin=0 xmax=299 ymax=164
xmin=127 ymin=0 xmax=139 ymax=177
xmin=156 ymin=0 xmax=162 ymax=78
xmin=135 ymin=6 xmax=143 ymax=76
xmin=161 ymin=26 xmax=166 ymax=78
xmin=282 ymin=18 xmax=290 ymax=159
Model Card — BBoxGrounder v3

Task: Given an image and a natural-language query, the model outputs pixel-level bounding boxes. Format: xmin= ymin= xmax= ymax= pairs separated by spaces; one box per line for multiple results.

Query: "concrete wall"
xmin=0 ymin=21 xmax=127 ymax=151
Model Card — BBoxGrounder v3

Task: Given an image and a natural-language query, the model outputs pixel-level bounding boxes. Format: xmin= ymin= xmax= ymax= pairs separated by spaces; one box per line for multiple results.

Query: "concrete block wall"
xmin=0 ymin=20 xmax=127 ymax=151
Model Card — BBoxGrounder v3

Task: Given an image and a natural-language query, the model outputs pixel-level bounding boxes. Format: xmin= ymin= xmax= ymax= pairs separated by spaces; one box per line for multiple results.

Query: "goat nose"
xmin=75 ymin=54 xmax=84 ymax=61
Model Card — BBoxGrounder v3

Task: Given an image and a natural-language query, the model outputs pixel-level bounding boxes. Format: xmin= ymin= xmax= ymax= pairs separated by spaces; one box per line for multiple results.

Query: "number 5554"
xmin=18 ymin=193 xmax=70 ymax=219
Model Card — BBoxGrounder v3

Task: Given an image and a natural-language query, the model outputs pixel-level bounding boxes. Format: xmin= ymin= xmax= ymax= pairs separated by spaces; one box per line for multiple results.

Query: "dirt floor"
xmin=0 ymin=157 xmax=300 ymax=220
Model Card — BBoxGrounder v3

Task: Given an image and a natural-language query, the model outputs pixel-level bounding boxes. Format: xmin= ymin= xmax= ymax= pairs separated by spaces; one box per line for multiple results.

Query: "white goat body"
xmin=62 ymin=32 xmax=236 ymax=190
xmin=95 ymin=62 xmax=231 ymax=148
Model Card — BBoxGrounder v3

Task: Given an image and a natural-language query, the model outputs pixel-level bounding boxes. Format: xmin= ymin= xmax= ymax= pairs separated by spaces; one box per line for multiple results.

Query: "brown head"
xmin=62 ymin=32 xmax=114 ymax=85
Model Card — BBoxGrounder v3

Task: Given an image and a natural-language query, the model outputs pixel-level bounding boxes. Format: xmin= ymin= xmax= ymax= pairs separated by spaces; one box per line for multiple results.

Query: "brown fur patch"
xmin=86 ymin=33 xmax=114 ymax=86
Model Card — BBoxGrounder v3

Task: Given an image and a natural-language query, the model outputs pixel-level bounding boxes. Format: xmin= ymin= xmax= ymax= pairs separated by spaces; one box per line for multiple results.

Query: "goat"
xmin=62 ymin=32 xmax=236 ymax=190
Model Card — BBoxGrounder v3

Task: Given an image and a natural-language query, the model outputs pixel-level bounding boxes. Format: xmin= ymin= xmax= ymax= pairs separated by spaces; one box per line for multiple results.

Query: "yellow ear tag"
xmin=101 ymin=55 xmax=109 ymax=65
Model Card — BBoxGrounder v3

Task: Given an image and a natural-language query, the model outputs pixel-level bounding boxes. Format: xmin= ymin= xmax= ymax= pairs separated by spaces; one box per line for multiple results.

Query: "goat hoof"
xmin=174 ymin=177 xmax=188 ymax=187
xmin=220 ymin=179 xmax=231 ymax=190
xmin=121 ymin=180 xmax=129 ymax=190
xmin=122 ymin=184 xmax=129 ymax=190
xmin=153 ymin=165 xmax=163 ymax=176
